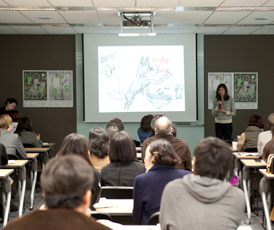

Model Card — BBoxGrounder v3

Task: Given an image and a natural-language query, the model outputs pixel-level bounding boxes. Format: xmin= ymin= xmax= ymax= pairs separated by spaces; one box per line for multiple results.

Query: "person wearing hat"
xmin=257 ymin=113 xmax=274 ymax=156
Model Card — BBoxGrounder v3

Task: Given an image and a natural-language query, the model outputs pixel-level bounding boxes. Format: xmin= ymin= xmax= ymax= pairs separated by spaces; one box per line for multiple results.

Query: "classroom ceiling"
xmin=0 ymin=0 xmax=274 ymax=35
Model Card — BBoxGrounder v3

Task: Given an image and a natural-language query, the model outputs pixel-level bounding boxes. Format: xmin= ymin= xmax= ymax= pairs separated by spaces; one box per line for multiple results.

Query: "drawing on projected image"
xmin=101 ymin=56 xmax=173 ymax=110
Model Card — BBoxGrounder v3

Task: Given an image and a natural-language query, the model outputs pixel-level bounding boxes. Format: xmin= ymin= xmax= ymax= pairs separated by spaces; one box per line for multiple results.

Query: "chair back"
xmin=101 ymin=186 xmax=133 ymax=199
xmin=148 ymin=211 xmax=160 ymax=225
xmin=7 ymin=154 xmax=20 ymax=160
xmin=23 ymin=143 xmax=35 ymax=148
xmin=244 ymin=148 xmax=258 ymax=153
xmin=91 ymin=211 xmax=113 ymax=221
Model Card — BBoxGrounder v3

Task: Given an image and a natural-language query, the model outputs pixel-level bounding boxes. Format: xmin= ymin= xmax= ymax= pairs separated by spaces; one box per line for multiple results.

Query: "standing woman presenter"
xmin=212 ymin=84 xmax=236 ymax=140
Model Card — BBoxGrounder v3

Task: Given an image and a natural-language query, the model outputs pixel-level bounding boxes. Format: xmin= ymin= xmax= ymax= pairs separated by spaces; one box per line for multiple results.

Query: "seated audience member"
xmin=137 ymin=114 xmax=153 ymax=144
xmin=106 ymin=118 xmax=124 ymax=131
xmin=0 ymin=114 xmax=27 ymax=159
xmin=101 ymin=131 xmax=146 ymax=186
xmin=133 ymin=139 xmax=191 ymax=225
xmin=258 ymin=113 xmax=274 ymax=156
xmin=0 ymin=98 xmax=18 ymax=113
xmin=57 ymin=133 xmax=100 ymax=205
xmin=160 ymin=137 xmax=245 ymax=230
xmin=142 ymin=116 xmax=192 ymax=171
xmin=89 ymin=127 xmax=110 ymax=172
xmin=0 ymin=143 xmax=8 ymax=168
xmin=15 ymin=117 xmax=42 ymax=147
xmin=3 ymin=155 xmax=111 ymax=230
xmin=106 ymin=126 xmax=119 ymax=140
xmin=237 ymin=114 xmax=263 ymax=152
xmin=171 ymin=125 xmax=177 ymax=137
xmin=262 ymin=126 xmax=274 ymax=162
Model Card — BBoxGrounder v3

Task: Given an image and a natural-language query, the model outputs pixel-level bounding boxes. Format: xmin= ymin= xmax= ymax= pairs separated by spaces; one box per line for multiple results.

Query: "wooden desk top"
xmin=94 ymin=199 xmax=133 ymax=215
xmin=3 ymin=160 xmax=29 ymax=168
xmin=0 ymin=169 xmax=14 ymax=178
xmin=241 ymin=159 xmax=267 ymax=168
xmin=259 ymin=169 xmax=274 ymax=179
xmin=27 ymin=153 xmax=39 ymax=159
xmin=234 ymin=154 xmax=260 ymax=160
xmin=25 ymin=147 xmax=50 ymax=153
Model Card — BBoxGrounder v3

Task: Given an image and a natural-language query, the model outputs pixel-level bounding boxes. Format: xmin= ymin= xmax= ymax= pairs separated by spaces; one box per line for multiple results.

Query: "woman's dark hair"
xmin=140 ymin=115 xmax=153 ymax=132
xmin=215 ymin=84 xmax=229 ymax=101
xmin=248 ymin=114 xmax=264 ymax=129
xmin=149 ymin=139 xmax=181 ymax=167
xmin=109 ymin=131 xmax=136 ymax=162
xmin=57 ymin=133 xmax=93 ymax=166
xmin=172 ymin=125 xmax=177 ymax=137
xmin=262 ymin=126 xmax=274 ymax=161
xmin=15 ymin=117 xmax=33 ymax=135
xmin=5 ymin=98 xmax=18 ymax=106
xmin=89 ymin=127 xmax=110 ymax=159
xmin=106 ymin=118 xmax=124 ymax=131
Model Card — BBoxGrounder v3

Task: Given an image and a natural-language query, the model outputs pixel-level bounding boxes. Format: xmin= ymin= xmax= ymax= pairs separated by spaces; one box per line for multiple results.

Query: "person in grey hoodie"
xmin=160 ymin=137 xmax=245 ymax=230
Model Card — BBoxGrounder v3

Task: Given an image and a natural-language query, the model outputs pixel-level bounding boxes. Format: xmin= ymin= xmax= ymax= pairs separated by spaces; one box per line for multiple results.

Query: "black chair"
xmin=101 ymin=186 xmax=133 ymax=199
xmin=7 ymin=154 xmax=20 ymax=160
xmin=148 ymin=211 xmax=160 ymax=225
xmin=244 ymin=148 xmax=258 ymax=153
xmin=91 ymin=211 xmax=113 ymax=221
xmin=23 ymin=143 xmax=35 ymax=148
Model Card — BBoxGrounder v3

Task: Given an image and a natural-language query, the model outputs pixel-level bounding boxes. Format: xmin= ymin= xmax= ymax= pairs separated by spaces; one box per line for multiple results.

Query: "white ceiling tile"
xmin=154 ymin=12 xmax=174 ymax=24
xmin=137 ymin=0 xmax=179 ymax=7
xmin=97 ymin=11 xmax=120 ymax=24
xmin=171 ymin=11 xmax=213 ymax=24
xmin=41 ymin=26 xmax=76 ymax=34
xmin=0 ymin=12 xmax=33 ymax=23
xmin=204 ymin=12 xmax=251 ymax=24
xmin=4 ymin=0 xmax=51 ymax=6
xmin=20 ymin=11 xmax=67 ymax=23
xmin=196 ymin=26 xmax=230 ymax=34
xmin=179 ymin=0 xmax=223 ymax=7
xmin=9 ymin=26 xmax=48 ymax=34
xmin=221 ymin=0 xmax=268 ymax=7
xmin=263 ymin=0 xmax=274 ymax=6
xmin=0 ymin=0 xmax=9 ymax=6
xmin=165 ymin=26 xmax=198 ymax=33
xmin=59 ymin=11 xmax=101 ymax=24
xmin=153 ymin=26 xmax=167 ymax=33
xmin=92 ymin=0 xmax=135 ymax=7
xmin=0 ymin=26 xmax=18 ymax=34
xmin=238 ymin=12 xmax=274 ymax=24
xmin=105 ymin=26 xmax=121 ymax=33
xmin=252 ymin=25 xmax=274 ymax=34
xmin=223 ymin=26 xmax=262 ymax=34
xmin=49 ymin=0 xmax=93 ymax=7
xmin=74 ymin=26 xmax=106 ymax=33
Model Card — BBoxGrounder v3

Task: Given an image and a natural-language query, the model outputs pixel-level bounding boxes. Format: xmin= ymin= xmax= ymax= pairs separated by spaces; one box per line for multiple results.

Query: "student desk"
xmin=240 ymin=159 xmax=267 ymax=224
xmin=3 ymin=160 xmax=28 ymax=217
xmin=27 ymin=153 xmax=39 ymax=210
xmin=25 ymin=147 xmax=51 ymax=169
xmin=259 ymin=169 xmax=274 ymax=230
xmin=42 ymin=143 xmax=55 ymax=158
xmin=94 ymin=199 xmax=134 ymax=224
xmin=0 ymin=169 xmax=14 ymax=227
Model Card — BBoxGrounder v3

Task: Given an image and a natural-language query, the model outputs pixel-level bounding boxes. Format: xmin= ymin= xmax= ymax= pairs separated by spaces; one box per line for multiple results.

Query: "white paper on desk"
xmin=43 ymin=143 xmax=48 ymax=145
xmin=8 ymin=160 xmax=15 ymax=164
xmin=239 ymin=152 xmax=259 ymax=156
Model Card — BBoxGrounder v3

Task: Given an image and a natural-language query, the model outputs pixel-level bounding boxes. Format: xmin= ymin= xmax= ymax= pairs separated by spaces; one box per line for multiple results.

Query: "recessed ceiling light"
xmin=255 ymin=17 xmax=269 ymax=20
xmin=38 ymin=17 xmax=52 ymax=20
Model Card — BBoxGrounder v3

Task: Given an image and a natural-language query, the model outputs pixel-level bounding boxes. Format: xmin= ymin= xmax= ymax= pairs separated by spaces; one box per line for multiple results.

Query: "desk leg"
xmin=243 ymin=166 xmax=251 ymax=224
xmin=18 ymin=167 xmax=26 ymax=217
xmin=2 ymin=177 xmax=11 ymax=227
xmin=30 ymin=158 xmax=38 ymax=210
xmin=262 ymin=191 xmax=272 ymax=230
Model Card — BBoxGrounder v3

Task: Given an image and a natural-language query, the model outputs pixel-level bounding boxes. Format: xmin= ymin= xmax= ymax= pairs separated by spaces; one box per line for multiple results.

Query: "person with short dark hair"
xmin=237 ymin=114 xmax=263 ymax=151
xmin=160 ymin=137 xmax=245 ymax=230
xmin=0 ymin=98 xmax=18 ymax=113
xmin=137 ymin=114 xmax=153 ymax=144
xmin=212 ymin=83 xmax=236 ymax=140
xmin=101 ymin=131 xmax=145 ymax=186
xmin=0 ymin=114 xmax=27 ymax=159
xmin=106 ymin=118 xmax=124 ymax=131
xmin=133 ymin=139 xmax=191 ymax=225
xmin=258 ymin=113 xmax=274 ymax=156
xmin=89 ymin=127 xmax=110 ymax=172
xmin=15 ymin=117 xmax=42 ymax=147
xmin=142 ymin=116 xmax=192 ymax=171
xmin=57 ymin=133 xmax=100 ymax=206
xmin=3 ymin=155 xmax=111 ymax=230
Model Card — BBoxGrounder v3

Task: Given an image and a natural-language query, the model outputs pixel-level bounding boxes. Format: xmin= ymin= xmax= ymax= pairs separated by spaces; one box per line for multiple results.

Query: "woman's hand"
xmin=36 ymin=133 xmax=40 ymax=140
xmin=218 ymin=108 xmax=227 ymax=114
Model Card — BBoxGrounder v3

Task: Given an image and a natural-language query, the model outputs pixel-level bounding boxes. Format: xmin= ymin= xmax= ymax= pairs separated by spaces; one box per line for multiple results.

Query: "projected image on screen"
xmin=98 ymin=46 xmax=185 ymax=113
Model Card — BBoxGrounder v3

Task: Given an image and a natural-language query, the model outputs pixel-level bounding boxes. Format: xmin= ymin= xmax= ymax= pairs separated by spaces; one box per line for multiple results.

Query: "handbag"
xmin=266 ymin=154 xmax=274 ymax=174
